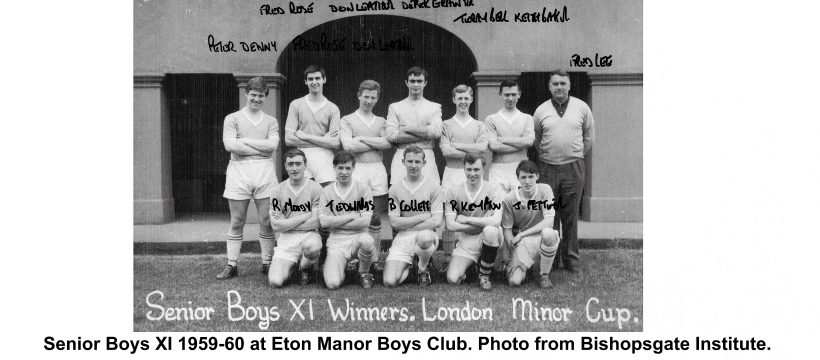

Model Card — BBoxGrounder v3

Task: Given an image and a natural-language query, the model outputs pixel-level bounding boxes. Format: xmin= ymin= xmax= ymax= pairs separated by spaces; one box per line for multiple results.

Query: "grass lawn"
xmin=134 ymin=249 xmax=642 ymax=332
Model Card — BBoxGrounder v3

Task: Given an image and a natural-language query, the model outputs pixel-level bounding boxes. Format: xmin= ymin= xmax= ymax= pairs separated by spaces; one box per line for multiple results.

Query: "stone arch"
xmin=276 ymin=14 xmax=478 ymax=179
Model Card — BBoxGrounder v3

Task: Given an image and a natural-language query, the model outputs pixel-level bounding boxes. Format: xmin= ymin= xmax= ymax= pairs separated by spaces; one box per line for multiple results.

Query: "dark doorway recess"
xmin=277 ymin=15 xmax=478 ymax=181
xmin=166 ymin=74 xmax=238 ymax=214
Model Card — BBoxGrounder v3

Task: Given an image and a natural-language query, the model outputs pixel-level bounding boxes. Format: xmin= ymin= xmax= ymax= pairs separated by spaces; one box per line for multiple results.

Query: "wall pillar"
xmin=584 ymin=73 xmax=643 ymax=221
xmin=471 ymin=71 xmax=521 ymax=122
xmin=235 ymin=73 xmax=287 ymax=224
xmin=134 ymin=74 xmax=175 ymax=224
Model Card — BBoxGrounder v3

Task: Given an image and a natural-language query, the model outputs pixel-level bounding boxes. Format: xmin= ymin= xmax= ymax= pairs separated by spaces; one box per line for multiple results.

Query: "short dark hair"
xmin=406 ymin=66 xmax=428 ymax=81
xmin=403 ymin=145 xmax=425 ymax=161
xmin=499 ymin=79 xmax=520 ymax=94
xmin=246 ymin=76 xmax=269 ymax=96
xmin=516 ymin=160 xmax=539 ymax=177
xmin=304 ymin=65 xmax=326 ymax=80
xmin=285 ymin=149 xmax=307 ymax=164
xmin=333 ymin=151 xmax=356 ymax=166
xmin=451 ymin=84 xmax=473 ymax=97
xmin=357 ymin=80 xmax=380 ymax=97
xmin=462 ymin=154 xmax=485 ymax=167
xmin=549 ymin=69 xmax=570 ymax=81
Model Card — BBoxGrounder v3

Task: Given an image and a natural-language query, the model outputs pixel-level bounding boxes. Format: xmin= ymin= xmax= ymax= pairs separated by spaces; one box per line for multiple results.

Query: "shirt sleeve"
xmin=532 ymin=105 xmax=544 ymax=147
xmin=340 ymin=116 xmax=353 ymax=143
xmin=443 ymin=186 xmax=457 ymax=215
xmin=222 ymin=114 xmax=238 ymax=141
xmin=426 ymin=104 xmax=443 ymax=139
xmin=267 ymin=115 xmax=280 ymax=140
xmin=388 ymin=185 xmax=400 ymax=217
xmin=439 ymin=121 xmax=452 ymax=146
xmin=268 ymin=185 xmax=282 ymax=219
xmin=326 ymin=104 xmax=341 ymax=137
xmin=377 ymin=116 xmax=387 ymax=137
xmin=384 ymin=104 xmax=400 ymax=143
xmin=311 ymin=183 xmax=323 ymax=211
xmin=476 ymin=121 xmax=489 ymax=144
xmin=284 ymin=100 xmax=299 ymax=133
xmin=320 ymin=187 xmax=333 ymax=217
xmin=430 ymin=184 xmax=444 ymax=214
xmin=522 ymin=114 xmax=535 ymax=140
xmin=501 ymin=196 xmax=515 ymax=229
xmin=581 ymin=103 xmax=595 ymax=145
xmin=484 ymin=115 xmax=498 ymax=140
xmin=487 ymin=185 xmax=505 ymax=217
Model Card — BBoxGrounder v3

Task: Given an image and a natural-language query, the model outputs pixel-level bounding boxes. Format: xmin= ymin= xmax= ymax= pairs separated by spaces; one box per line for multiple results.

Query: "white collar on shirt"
xmin=497 ymin=109 xmax=520 ymax=125
xmin=304 ymin=95 xmax=328 ymax=114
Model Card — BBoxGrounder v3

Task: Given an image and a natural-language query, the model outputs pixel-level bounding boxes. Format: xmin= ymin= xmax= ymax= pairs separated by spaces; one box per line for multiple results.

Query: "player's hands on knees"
xmin=512 ymin=234 xmax=523 ymax=247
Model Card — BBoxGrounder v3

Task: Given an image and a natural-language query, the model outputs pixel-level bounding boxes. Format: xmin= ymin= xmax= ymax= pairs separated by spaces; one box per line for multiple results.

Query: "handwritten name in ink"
xmin=570 ymin=53 xmax=612 ymax=67
xmin=454 ymin=6 xmax=570 ymax=24
xmin=208 ymin=35 xmax=277 ymax=53
xmin=271 ymin=199 xmax=312 ymax=212
xmin=325 ymin=198 xmax=374 ymax=212
xmin=402 ymin=0 xmax=474 ymax=10
xmin=389 ymin=199 xmax=431 ymax=212
xmin=292 ymin=33 xmax=414 ymax=52
xmin=329 ymin=0 xmax=395 ymax=13
xmin=449 ymin=197 xmax=502 ymax=212
xmin=259 ymin=1 xmax=314 ymax=15
xmin=512 ymin=199 xmax=555 ymax=211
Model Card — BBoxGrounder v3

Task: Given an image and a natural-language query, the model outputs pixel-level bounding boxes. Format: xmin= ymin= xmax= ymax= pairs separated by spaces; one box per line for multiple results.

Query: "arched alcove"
xmin=276 ymin=15 xmax=478 ymax=180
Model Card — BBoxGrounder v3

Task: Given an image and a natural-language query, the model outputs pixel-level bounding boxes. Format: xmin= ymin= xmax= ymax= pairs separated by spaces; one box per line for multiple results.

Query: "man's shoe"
xmin=539 ymin=274 xmax=554 ymax=289
xmin=298 ymin=270 xmax=311 ymax=285
xmin=360 ymin=273 xmax=375 ymax=289
xmin=216 ymin=265 xmax=237 ymax=280
xmin=564 ymin=260 xmax=581 ymax=274
xmin=260 ymin=263 xmax=270 ymax=276
xmin=418 ymin=269 xmax=432 ymax=287
xmin=478 ymin=273 xmax=493 ymax=291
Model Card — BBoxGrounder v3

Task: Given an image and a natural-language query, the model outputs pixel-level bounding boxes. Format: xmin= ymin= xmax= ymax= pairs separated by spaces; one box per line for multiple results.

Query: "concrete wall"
xmin=135 ymin=0 xmax=642 ymax=74
xmin=134 ymin=75 xmax=174 ymax=223
xmin=134 ymin=0 xmax=643 ymax=223
xmin=585 ymin=73 xmax=643 ymax=221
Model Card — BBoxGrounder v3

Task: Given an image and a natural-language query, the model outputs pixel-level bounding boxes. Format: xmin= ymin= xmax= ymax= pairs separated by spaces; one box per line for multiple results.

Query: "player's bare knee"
xmin=360 ymin=234 xmax=377 ymax=253
xmin=507 ymin=269 xmax=525 ymax=286
xmin=229 ymin=216 xmax=246 ymax=233
xmin=447 ymin=271 xmax=462 ymax=284
xmin=416 ymin=230 xmax=437 ymax=250
xmin=268 ymin=274 xmax=286 ymax=288
xmin=258 ymin=216 xmax=272 ymax=230
xmin=482 ymin=226 xmax=500 ymax=247
xmin=383 ymin=276 xmax=398 ymax=287
xmin=541 ymin=229 xmax=559 ymax=248
xmin=302 ymin=237 xmax=323 ymax=260
xmin=325 ymin=277 xmax=342 ymax=290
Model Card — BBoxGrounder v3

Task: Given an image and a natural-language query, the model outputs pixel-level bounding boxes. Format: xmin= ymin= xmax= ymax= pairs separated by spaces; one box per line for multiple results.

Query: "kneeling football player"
xmin=267 ymin=149 xmax=324 ymax=288
xmin=443 ymin=155 xmax=505 ymax=290
xmin=319 ymin=151 xmax=378 ymax=289
xmin=502 ymin=160 xmax=560 ymax=288
xmin=382 ymin=146 xmax=443 ymax=287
